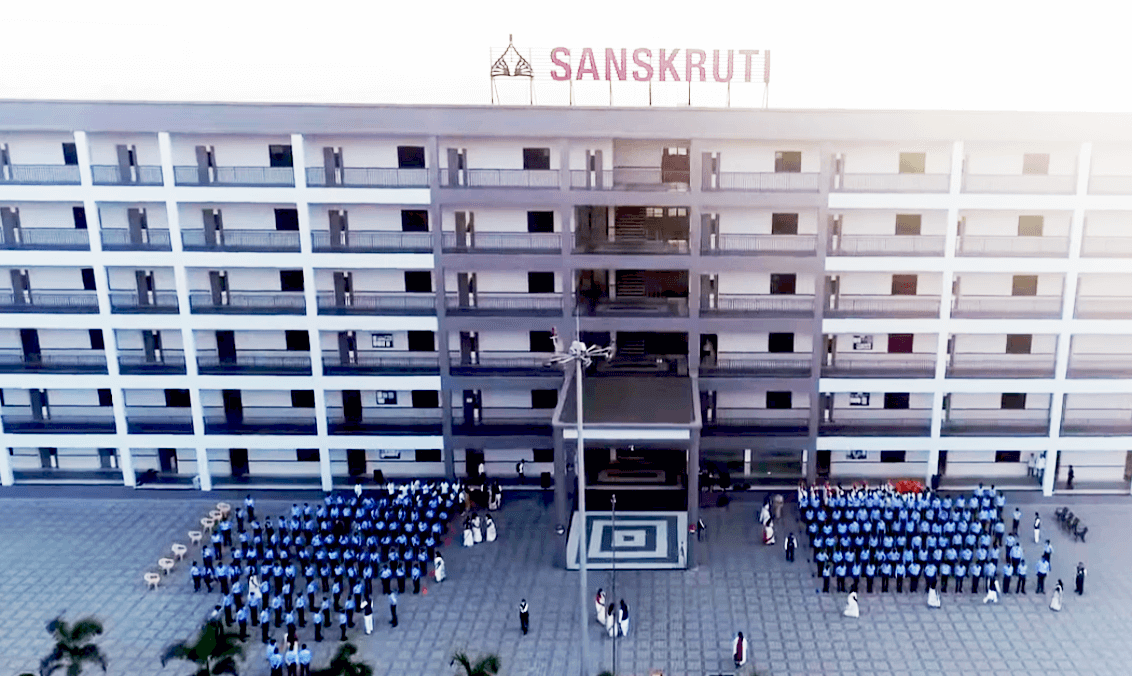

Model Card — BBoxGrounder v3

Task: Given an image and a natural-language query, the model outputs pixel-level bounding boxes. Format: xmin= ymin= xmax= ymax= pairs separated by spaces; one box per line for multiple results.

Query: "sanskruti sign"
xmin=548 ymin=48 xmax=769 ymax=83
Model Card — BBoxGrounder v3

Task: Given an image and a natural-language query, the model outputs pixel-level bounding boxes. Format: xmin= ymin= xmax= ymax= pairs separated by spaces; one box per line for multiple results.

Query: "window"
xmin=164 ymin=389 xmax=191 ymax=408
xmin=887 ymin=334 xmax=914 ymax=354
xmin=97 ymin=388 xmax=113 ymax=407
xmin=899 ymin=152 xmax=926 ymax=174
xmin=883 ymin=393 xmax=910 ymax=409
xmin=279 ymin=270 xmax=304 ymax=292
xmin=81 ymin=268 xmax=97 ymax=291
xmin=404 ymin=271 xmax=432 ymax=293
xmin=296 ymin=448 xmax=320 ymax=462
xmin=88 ymin=329 xmax=104 ymax=350
xmin=533 ymin=448 xmax=554 ymax=463
xmin=766 ymin=391 xmax=793 ymax=409
xmin=285 ymin=330 xmax=310 ymax=351
xmin=531 ymin=389 xmax=558 ymax=409
xmin=891 ymin=274 xmax=917 ymax=296
xmin=72 ymin=206 xmax=87 ymax=230
xmin=528 ymin=272 xmax=554 ymax=294
xmin=1011 ymin=275 xmax=1038 ymax=297
xmin=376 ymin=391 xmax=397 ymax=405
xmin=1018 ymin=215 xmax=1044 ymax=237
xmin=1005 ymin=334 xmax=1032 ymax=354
xmin=768 ymin=332 xmax=794 ymax=353
xmin=523 ymin=148 xmax=551 ymax=170
xmin=274 ymin=208 xmax=299 ymax=231
xmin=268 ymin=145 xmax=294 ymax=168
xmin=774 ymin=151 xmax=802 ymax=173
xmin=407 ymin=331 xmax=435 ymax=352
xmin=415 ymin=449 xmax=442 ymax=462
xmin=895 ymin=214 xmax=922 ymax=236
xmin=291 ymin=390 xmax=315 ymax=408
xmin=770 ymin=273 xmax=796 ymax=295
xmin=62 ymin=142 xmax=78 ymax=166
xmin=397 ymin=146 xmax=426 ymax=169
xmin=771 ymin=213 xmax=799 ymax=235
xmin=995 ymin=451 xmax=1022 ymax=463
xmin=527 ymin=211 xmax=554 ymax=233
xmin=1001 ymin=393 xmax=1026 ymax=410
xmin=645 ymin=207 xmax=665 ymax=218
xmin=880 ymin=451 xmax=907 ymax=463
xmin=411 ymin=390 xmax=439 ymax=408
xmin=1022 ymin=153 xmax=1050 ymax=175
xmin=529 ymin=331 xmax=554 ymax=353
xmin=401 ymin=210 xmax=429 ymax=232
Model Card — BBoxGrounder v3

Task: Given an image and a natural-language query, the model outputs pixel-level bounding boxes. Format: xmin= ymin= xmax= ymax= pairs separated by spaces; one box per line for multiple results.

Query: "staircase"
xmin=615 ymin=270 xmax=646 ymax=298
xmin=617 ymin=335 xmax=647 ymax=358
xmin=614 ymin=211 xmax=647 ymax=246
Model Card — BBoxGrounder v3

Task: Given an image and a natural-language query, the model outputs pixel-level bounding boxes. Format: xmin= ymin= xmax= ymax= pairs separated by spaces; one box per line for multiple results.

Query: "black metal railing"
xmin=0 ymin=228 xmax=90 ymax=251
xmin=1 ymin=406 xmax=117 ymax=433
xmin=189 ymin=291 xmax=306 ymax=314
xmin=440 ymin=168 xmax=560 ymax=188
xmin=173 ymin=166 xmax=295 ymax=187
xmin=99 ymin=229 xmax=173 ymax=251
xmin=0 ymin=348 xmax=107 ymax=373
xmin=701 ymin=295 xmax=816 ymax=315
xmin=196 ymin=350 xmax=312 ymax=375
xmin=125 ymin=407 xmax=195 ymax=434
xmin=316 ymin=291 xmax=435 ymax=315
xmin=321 ymin=352 xmax=440 ymax=375
xmin=90 ymin=165 xmax=164 ymax=185
xmin=311 ymin=230 xmax=433 ymax=253
xmin=0 ymin=291 xmax=99 ymax=313
xmin=442 ymin=232 xmax=562 ymax=252
xmin=822 ymin=355 xmax=937 ymax=377
xmin=445 ymin=292 xmax=562 ymax=315
xmin=108 ymin=291 xmax=180 ymax=314
xmin=181 ymin=229 xmax=301 ymax=252
xmin=712 ymin=172 xmax=821 ymax=192
xmin=703 ymin=234 xmax=817 ymax=255
xmin=0 ymin=164 xmax=81 ymax=185
xmin=306 ymin=166 xmax=429 ymax=187
xmin=699 ymin=353 xmax=812 ymax=377
xmin=448 ymin=351 xmax=559 ymax=375
xmin=117 ymin=349 xmax=187 ymax=375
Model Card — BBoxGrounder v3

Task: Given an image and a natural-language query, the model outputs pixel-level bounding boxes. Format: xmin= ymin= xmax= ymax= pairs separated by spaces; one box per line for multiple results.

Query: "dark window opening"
xmin=97 ymin=388 xmax=113 ymax=407
xmin=81 ymin=268 xmax=97 ymax=291
xmin=279 ymin=270 xmax=305 ymax=292
xmin=529 ymin=330 xmax=554 ymax=353
xmin=407 ymin=331 xmax=435 ymax=352
xmin=899 ymin=152 xmax=927 ymax=174
xmin=880 ymin=451 xmax=907 ymax=463
xmin=531 ymin=389 xmax=558 ymax=409
xmin=1018 ymin=215 xmax=1044 ymax=237
xmin=291 ymin=390 xmax=316 ymax=408
xmin=766 ymin=391 xmax=793 ymax=409
xmin=62 ymin=142 xmax=78 ymax=166
xmin=774 ymin=151 xmax=802 ymax=173
xmin=528 ymin=272 xmax=554 ymax=294
xmin=768 ymin=332 xmax=794 ymax=353
xmin=268 ymin=145 xmax=294 ymax=168
xmin=770 ymin=273 xmax=796 ymax=295
xmin=404 ymin=271 xmax=432 ymax=293
xmin=533 ymin=448 xmax=554 ymax=463
xmin=397 ymin=146 xmax=426 ymax=169
xmin=411 ymin=390 xmax=440 ymax=408
xmin=995 ymin=451 xmax=1022 ymax=463
xmin=1005 ymin=334 xmax=1033 ymax=354
xmin=415 ymin=449 xmax=442 ymax=462
xmin=895 ymin=214 xmax=922 ymax=235
xmin=1011 ymin=275 xmax=1038 ymax=297
xmin=274 ymin=208 xmax=300 ymax=231
xmin=296 ymin=448 xmax=320 ymax=462
xmin=1022 ymin=153 xmax=1050 ymax=175
xmin=887 ymin=334 xmax=914 ymax=353
xmin=88 ymin=329 xmax=104 ymax=350
xmin=1001 ymin=393 xmax=1027 ymax=410
xmin=164 ymin=389 xmax=191 ymax=408
xmin=73 ymin=206 xmax=87 ymax=230
xmin=771 ymin=213 xmax=799 ymax=235
xmin=523 ymin=148 xmax=551 ymax=170
xmin=891 ymin=274 xmax=917 ymax=296
xmin=401 ymin=210 xmax=429 ymax=232
xmin=527 ymin=211 xmax=555 ymax=233
xmin=285 ymin=330 xmax=310 ymax=351
xmin=884 ymin=393 xmax=910 ymax=409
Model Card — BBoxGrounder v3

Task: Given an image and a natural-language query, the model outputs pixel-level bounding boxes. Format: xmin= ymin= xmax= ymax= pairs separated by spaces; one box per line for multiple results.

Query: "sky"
xmin=0 ymin=0 xmax=1127 ymax=111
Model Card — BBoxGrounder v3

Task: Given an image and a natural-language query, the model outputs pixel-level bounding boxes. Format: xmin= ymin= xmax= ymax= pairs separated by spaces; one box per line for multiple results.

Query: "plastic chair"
xmin=158 ymin=558 xmax=175 ymax=575
xmin=208 ymin=510 xmax=223 ymax=522
xmin=200 ymin=517 xmax=215 ymax=533
xmin=217 ymin=502 xmax=232 ymax=518
xmin=188 ymin=530 xmax=203 ymax=545
xmin=171 ymin=543 xmax=188 ymax=561
xmin=145 ymin=572 xmax=161 ymax=590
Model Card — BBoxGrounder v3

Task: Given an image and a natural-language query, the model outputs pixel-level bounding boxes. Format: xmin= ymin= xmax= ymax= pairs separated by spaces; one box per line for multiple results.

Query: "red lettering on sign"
xmin=576 ymin=48 xmax=599 ymax=80
xmin=659 ymin=48 xmax=681 ymax=82
xmin=605 ymin=48 xmax=627 ymax=82
xmin=685 ymin=49 xmax=707 ymax=82
xmin=550 ymin=48 xmax=571 ymax=81
xmin=632 ymin=48 xmax=653 ymax=81
xmin=712 ymin=49 xmax=733 ymax=83
xmin=739 ymin=49 xmax=759 ymax=83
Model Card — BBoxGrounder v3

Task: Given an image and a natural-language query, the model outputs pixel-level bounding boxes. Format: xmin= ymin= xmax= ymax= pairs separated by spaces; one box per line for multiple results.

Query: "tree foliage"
xmin=451 ymin=652 xmax=501 ymax=676
xmin=159 ymin=619 xmax=244 ymax=676
xmin=39 ymin=616 xmax=108 ymax=676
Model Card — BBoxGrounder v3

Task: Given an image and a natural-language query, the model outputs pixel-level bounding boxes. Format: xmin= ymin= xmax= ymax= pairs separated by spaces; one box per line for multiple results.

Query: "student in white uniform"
xmin=433 ymin=553 xmax=446 ymax=583
xmin=485 ymin=515 xmax=497 ymax=542
xmin=843 ymin=591 xmax=860 ymax=618
xmin=733 ymin=631 xmax=749 ymax=668
xmin=595 ymin=589 xmax=606 ymax=626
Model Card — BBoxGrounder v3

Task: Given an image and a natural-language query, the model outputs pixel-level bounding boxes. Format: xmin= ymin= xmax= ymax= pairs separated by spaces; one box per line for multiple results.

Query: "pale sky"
xmin=0 ymin=0 xmax=1126 ymax=111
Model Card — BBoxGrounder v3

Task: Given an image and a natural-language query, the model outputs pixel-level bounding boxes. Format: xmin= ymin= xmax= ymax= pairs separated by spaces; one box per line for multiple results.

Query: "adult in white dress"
xmin=759 ymin=503 xmax=771 ymax=526
xmin=605 ymin=604 xmax=617 ymax=637
xmin=843 ymin=591 xmax=860 ymax=618
xmin=732 ymin=632 xmax=749 ymax=668
xmin=618 ymin=600 xmax=629 ymax=637
xmin=472 ymin=514 xmax=484 ymax=543
xmin=433 ymin=553 xmax=446 ymax=583
xmin=1050 ymin=580 xmax=1064 ymax=612
xmin=462 ymin=519 xmax=475 ymax=548
xmin=485 ymin=516 xmax=497 ymax=542
xmin=595 ymin=589 xmax=606 ymax=625
xmin=927 ymin=587 xmax=941 ymax=608
xmin=983 ymin=578 xmax=1001 ymax=604
xmin=763 ymin=519 xmax=776 ymax=546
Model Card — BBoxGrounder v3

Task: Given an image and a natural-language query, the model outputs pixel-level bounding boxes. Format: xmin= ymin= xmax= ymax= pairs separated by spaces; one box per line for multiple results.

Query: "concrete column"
xmin=120 ymin=447 xmax=136 ymax=487
xmin=686 ymin=430 xmax=700 ymax=569
xmin=196 ymin=447 xmax=213 ymax=492
xmin=1042 ymin=449 xmax=1058 ymax=496
xmin=925 ymin=448 xmax=940 ymax=485
xmin=0 ymin=439 xmax=14 ymax=486
xmin=553 ymin=430 xmax=568 ymax=569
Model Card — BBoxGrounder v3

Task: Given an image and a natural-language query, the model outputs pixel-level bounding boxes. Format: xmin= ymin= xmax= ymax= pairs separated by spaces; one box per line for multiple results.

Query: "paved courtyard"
xmin=0 ymin=486 xmax=1129 ymax=676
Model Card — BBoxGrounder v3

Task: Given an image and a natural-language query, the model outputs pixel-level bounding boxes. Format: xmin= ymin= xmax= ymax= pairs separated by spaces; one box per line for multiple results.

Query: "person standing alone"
xmin=519 ymin=599 xmax=530 ymax=635
xmin=1033 ymin=512 xmax=1041 ymax=544
xmin=1075 ymin=562 xmax=1087 ymax=595
xmin=785 ymin=533 xmax=797 ymax=562
xmin=733 ymin=631 xmax=748 ymax=668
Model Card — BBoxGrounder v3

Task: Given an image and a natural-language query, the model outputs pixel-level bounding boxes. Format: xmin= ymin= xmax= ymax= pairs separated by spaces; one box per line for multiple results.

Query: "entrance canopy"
xmin=553 ymin=373 xmax=700 ymax=439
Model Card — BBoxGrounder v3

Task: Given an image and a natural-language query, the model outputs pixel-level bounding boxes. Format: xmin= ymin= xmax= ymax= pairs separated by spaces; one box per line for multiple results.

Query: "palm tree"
xmin=39 ymin=616 xmax=108 ymax=676
xmin=160 ymin=619 xmax=244 ymax=676
xmin=450 ymin=652 xmax=500 ymax=676
xmin=312 ymin=643 xmax=373 ymax=676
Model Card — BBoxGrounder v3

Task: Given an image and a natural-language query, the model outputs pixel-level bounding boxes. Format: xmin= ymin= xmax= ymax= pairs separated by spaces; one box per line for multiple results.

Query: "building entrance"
xmin=583 ymin=446 xmax=687 ymax=511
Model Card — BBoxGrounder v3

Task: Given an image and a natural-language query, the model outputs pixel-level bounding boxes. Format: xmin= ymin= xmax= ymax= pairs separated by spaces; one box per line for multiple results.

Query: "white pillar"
xmin=1042 ymin=449 xmax=1058 ymax=496
xmin=120 ymin=447 xmax=136 ymax=487
xmin=196 ymin=447 xmax=213 ymax=492
xmin=0 ymin=444 xmax=13 ymax=486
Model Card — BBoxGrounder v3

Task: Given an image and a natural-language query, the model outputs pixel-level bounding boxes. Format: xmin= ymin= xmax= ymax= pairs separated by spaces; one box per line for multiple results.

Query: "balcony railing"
xmin=173 ymin=166 xmax=296 ymax=187
xmin=957 ymin=236 xmax=1070 ymax=257
xmin=196 ymin=350 xmax=312 ymax=375
xmin=321 ymin=351 xmax=440 ymax=375
xmin=1060 ymin=409 xmax=1132 ymax=435
xmin=453 ymin=407 xmax=555 ymax=434
xmin=701 ymin=294 xmax=816 ymax=317
xmin=828 ymin=235 xmax=946 ymax=256
xmin=699 ymin=353 xmax=812 ymax=377
xmin=1075 ymin=296 xmax=1132 ymax=319
xmin=1067 ymin=353 xmax=1132 ymax=378
xmin=1080 ymin=236 xmax=1132 ymax=258
xmin=109 ymin=291 xmax=180 ymax=314
xmin=575 ymin=238 xmax=690 ymax=255
xmin=1087 ymin=175 xmax=1132 ymax=195
xmin=0 ymin=348 xmax=107 ymax=374
xmin=446 ymin=292 xmax=563 ymax=316
xmin=821 ymin=409 xmax=933 ymax=435
xmin=326 ymin=406 xmax=443 ymax=435
xmin=443 ymin=231 xmax=562 ymax=253
xmin=947 ymin=353 xmax=1057 ymax=377
xmin=448 ymin=351 xmax=560 ymax=376
xmin=704 ymin=408 xmax=810 ymax=434
xmin=963 ymin=174 xmax=1076 ymax=194
xmin=951 ymin=296 xmax=1063 ymax=319
xmin=306 ymin=167 xmax=429 ymax=188
xmin=703 ymin=234 xmax=817 ymax=255
xmin=710 ymin=172 xmax=821 ymax=192
xmin=316 ymin=291 xmax=435 ymax=316
xmin=0 ymin=290 xmax=99 ymax=314
xmin=182 ymin=230 xmax=301 ymax=252
xmin=1 ymin=406 xmax=117 ymax=433
xmin=578 ymin=295 xmax=689 ymax=318
xmin=612 ymin=166 xmax=687 ymax=188
xmin=569 ymin=170 xmax=615 ymax=190
xmin=189 ymin=291 xmax=306 ymax=315
xmin=117 ymin=349 xmax=187 ymax=375
xmin=0 ymin=164 xmax=81 ymax=185
xmin=941 ymin=409 xmax=1051 ymax=436
xmin=825 ymin=295 xmax=941 ymax=318
xmin=822 ymin=354 xmax=937 ymax=377
xmin=311 ymin=231 xmax=433 ymax=253
xmin=99 ymin=229 xmax=173 ymax=251
xmin=440 ymin=169 xmax=559 ymax=188
xmin=836 ymin=173 xmax=950 ymax=193
xmin=125 ymin=407 xmax=194 ymax=434
xmin=90 ymin=165 xmax=164 ymax=186
xmin=203 ymin=406 xmax=317 ymax=435
xmin=0 ymin=228 xmax=90 ymax=251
